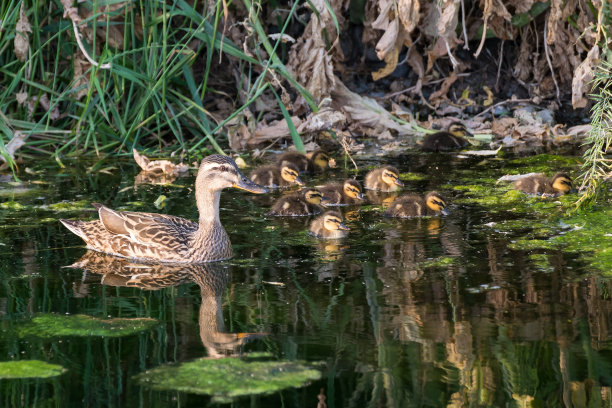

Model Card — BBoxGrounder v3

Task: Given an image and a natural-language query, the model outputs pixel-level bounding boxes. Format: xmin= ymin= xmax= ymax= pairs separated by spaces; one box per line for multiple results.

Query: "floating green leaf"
xmin=0 ymin=360 xmax=66 ymax=379
xmin=17 ymin=314 xmax=157 ymax=338
xmin=135 ymin=357 xmax=321 ymax=402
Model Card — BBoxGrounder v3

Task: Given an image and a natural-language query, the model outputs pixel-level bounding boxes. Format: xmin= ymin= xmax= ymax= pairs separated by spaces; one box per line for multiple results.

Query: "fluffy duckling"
xmin=268 ymin=188 xmax=325 ymax=216
xmin=513 ymin=173 xmax=572 ymax=196
xmin=319 ymin=180 xmax=364 ymax=205
xmin=421 ymin=123 xmax=472 ymax=152
xmin=277 ymin=149 xmax=333 ymax=173
xmin=365 ymin=166 xmax=404 ymax=192
xmin=309 ymin=211 xmax=350 ymax=239
xmin=249 ymin=163 xmax=304 ymax=188
xmin=384 ymin=192 xmax=449 ymax=218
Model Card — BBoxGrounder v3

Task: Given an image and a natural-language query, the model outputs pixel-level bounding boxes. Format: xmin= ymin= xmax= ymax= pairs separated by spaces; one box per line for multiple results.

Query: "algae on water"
xmin=17 ymin=314 xmax=157 ymax=338
xmin=0 ymin=360 xmax=66 ymax=379
xmin=134 ymin=357 xmax=322 ymax=402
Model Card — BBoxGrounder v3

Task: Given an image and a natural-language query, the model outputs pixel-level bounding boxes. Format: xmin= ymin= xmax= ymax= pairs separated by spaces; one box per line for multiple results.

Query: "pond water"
xmin=1 ymin=151 xmax=611 ymax=407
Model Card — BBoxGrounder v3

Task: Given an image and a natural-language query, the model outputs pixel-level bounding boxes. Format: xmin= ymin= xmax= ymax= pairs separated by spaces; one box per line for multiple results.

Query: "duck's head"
xmin=197 ymin=155 xmax=268 ymax=193
xmin=448 ymin=123 xmax=473 ymax=138
xmin=425 ymin=192 xmax=449 ymax=215
xmin=303 ymin=188 xmax=325 ymax=205
xmin=280 ymin=163 xmax=304 ymax=186
xmin=551 ymin=173 xmax=572 ymax=194
xmin=308 ymin=150 xmax=332 ymax=170
xmin=343 ymin=180 xmax=364 ymax=200
xmin=381 ymin=166 xmax=404 ymax=187
xmin=322 ymin=211 xmax=350 ymax=231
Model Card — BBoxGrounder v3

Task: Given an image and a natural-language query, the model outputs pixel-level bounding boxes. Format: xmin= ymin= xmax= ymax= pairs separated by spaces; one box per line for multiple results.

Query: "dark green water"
xmin=1 ymin=152 xmax=611 ymax=407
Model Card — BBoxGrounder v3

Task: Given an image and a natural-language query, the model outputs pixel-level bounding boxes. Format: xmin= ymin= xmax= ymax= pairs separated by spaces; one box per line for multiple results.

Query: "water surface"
xmin=1 ymin=152 xmax=611 ymax=407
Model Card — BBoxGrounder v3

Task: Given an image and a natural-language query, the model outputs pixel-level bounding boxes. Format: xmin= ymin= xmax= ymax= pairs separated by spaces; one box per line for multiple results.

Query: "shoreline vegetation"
xmin=0 ymin=0 xmax=610 ymax=205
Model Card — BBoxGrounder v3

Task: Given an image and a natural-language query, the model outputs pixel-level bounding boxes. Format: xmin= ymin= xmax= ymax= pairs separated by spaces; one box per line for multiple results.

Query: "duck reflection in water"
xmin=67 ymin=252 xmax=265 ymax=358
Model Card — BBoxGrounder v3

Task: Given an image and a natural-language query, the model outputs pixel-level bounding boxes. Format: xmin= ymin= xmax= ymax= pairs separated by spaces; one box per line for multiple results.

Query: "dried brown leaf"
xmin=572 ymin=45 xmax=599 ymax=109
xmin=14 ymin=4 xmax=32 ymax=62
xmin=331 ymin=79 xmax=414 ymax=136
xmin=249 ymin=117 xmax=304 ymax=146
xmin=398 ymin=0 xmax=420 ymax=33
xmin=429 ymin=71 xmax=458 ymax=104
xmin=372 ymin=45 xmax=400 ymax=81
xmin=73 ymin=55 xmax=91 ymax=100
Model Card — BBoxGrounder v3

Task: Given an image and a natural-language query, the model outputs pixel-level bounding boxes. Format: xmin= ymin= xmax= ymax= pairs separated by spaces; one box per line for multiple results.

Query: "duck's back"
xmin=385 ymin=195 xmax=429 ymax=217
xmin=513 ymin=174 xmax=551 ymax=195
xmin=249 ymin=165 xmax=281 ymax=187
xmin=421 ymin=133 xmax=468 ymax=152
xmin=277 ymin=152 xmax=309 ymax=173
xmin=319 ymin=183 xmax=344 ymax=205
xmin=268 ymin=195 xmax=320 ymax=216
xmin=60 ymin=206 xmax=219 ymax=262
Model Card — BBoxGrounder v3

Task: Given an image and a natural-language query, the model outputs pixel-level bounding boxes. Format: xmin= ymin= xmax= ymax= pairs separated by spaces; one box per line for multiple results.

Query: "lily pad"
xmin=17 ymin=314 xmax=157 ymax=338
xmin=0 ymin=360 xmax=66 ymax=379
xmin=134 ymin=357 xmax=322 ymax=403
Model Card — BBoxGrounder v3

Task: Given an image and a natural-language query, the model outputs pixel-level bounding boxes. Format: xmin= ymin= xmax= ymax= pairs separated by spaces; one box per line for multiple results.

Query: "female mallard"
xmin=384 ymin=192 xmax=449 ymax=218
xmin=309 ymin=211 xmax=350 ymax=239
xmin=61 ymin=155 xmax=268 ymax=263
xmin=513 ymin=173 xmax=572 ymax=196
xmin=277 ymin=149 xmax=333 ymax=173
xmin=420 ymin=123 xmax=472 ymax=152
xmin=364 ymin=166 xmax=403 ymax=192
xmin=249 ymin=163 xmax=304 ymax=188
xmin=319 ymin=180 xmax=364 ymax=205
xmin=267 ymin=188 xmax=325 ymax=216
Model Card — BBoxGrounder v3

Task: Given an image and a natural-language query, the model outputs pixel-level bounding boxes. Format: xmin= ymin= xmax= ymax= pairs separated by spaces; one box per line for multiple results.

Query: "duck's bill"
xmin=394 ymin=179 xmax=404 ymax=186
xmin=441 ymin=208 xmax=450 ymax=216
xmin=233 ymin=177 xmax=269 ymax=194
xmin=338 ymin=223 xmax=350 ymax=231
xmin=295 ymin=177 xmax=305 ymax=186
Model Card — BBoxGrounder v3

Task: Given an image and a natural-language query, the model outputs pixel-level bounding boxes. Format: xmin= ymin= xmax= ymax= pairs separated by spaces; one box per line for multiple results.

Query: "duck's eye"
xmin=220 ymin=165 xmax=227 ymax=172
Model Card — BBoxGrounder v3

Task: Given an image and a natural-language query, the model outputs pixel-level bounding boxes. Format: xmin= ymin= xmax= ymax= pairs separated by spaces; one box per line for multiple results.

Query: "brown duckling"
xmin=277 ymin=149 xmax=333 ymax=173
xmin=309 ymin=211 xmax=350 ymax=239
xmin=267 ymin=188 xmax=325 ymax=216
xmin=420 ymin=123 xmax=472 ymax=152
xmin=384 ymin=192 xmax=449 ymax=218
xmin=364 ymin=166 xmax=404 ymax=192
xmin=319 ymin=180 xmax=365 ymax=205
xmin=513 ymin=173 xmax=572 ymax=196
xmin=249 ymin=163 xmax=304 ymax=188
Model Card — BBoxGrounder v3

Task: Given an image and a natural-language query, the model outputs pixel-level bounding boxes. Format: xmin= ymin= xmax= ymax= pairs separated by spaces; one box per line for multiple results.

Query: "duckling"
xmin=309 ymin=211 xmax=350 ymax=239
xmin=365 ymin=166 xmax=404 ymax=192
xmin=319 ymin=180 xmax=365 ymax=205
xmin=420 ymin=123 xmax=472 ymax=152
xmin=267 ymin=188 xmax=325 ymax=216
xmin=513 ymin=173 xmax=572 ymax=196
xmin=277 ymin=149 xmax=332 ymax=173
xmin=249 ymin=163 xmax=304 ymax=188
xmin=384 ymin=192 xmax=449 ymax=218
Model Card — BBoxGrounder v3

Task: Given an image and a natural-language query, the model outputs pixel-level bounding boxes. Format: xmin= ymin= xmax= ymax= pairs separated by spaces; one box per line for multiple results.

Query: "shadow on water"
xmin=1 ymin=152 xmax=612 ymax=406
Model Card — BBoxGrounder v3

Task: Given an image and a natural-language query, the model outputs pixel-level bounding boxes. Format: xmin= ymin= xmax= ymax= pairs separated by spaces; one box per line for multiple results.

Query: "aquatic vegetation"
xmin=134 ymin=357 xmax=322 ymax=403
xmin=17 ymin=314 xmax=158 ymax=338
xmin=0 ymin=360 xmax=66 ymax=379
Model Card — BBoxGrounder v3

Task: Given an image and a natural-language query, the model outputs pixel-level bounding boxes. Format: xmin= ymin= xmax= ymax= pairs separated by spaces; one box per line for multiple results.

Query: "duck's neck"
xmin=196 ymin=189 xmax=221 ymax=227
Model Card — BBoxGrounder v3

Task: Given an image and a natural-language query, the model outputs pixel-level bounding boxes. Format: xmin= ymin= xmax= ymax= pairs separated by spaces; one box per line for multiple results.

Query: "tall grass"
xmin=0 ymin=0 xmax=315 ymax=167
xmin=577 ymin=59 xmax=612 ymax=208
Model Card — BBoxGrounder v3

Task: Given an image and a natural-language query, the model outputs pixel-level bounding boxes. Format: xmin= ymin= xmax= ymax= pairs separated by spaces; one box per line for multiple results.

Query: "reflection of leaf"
xmin=0 ymin=360 xmax=66 ymax=379
xmin=134 ymin=357 xmax=321 ymax=403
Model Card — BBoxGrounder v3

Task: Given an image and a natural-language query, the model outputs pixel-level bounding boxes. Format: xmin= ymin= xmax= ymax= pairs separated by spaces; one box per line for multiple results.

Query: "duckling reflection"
xmin=67 ymin=251 xmax=264 ymax=358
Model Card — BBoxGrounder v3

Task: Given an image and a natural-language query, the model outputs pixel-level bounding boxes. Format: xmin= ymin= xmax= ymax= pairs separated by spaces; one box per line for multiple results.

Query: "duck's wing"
xmin=95 ymin=204 xmax=198 ymax=248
